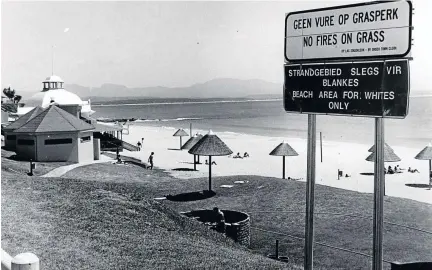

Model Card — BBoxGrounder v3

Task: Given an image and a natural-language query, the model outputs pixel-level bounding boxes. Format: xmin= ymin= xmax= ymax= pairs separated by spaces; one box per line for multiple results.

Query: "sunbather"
xmin=408 ymin=167 xmax=420 ymax=173
xmin=205 ymin=160 xmax=217 ymax=165
xmin=233 ymin=152 xmax=243 ymax=159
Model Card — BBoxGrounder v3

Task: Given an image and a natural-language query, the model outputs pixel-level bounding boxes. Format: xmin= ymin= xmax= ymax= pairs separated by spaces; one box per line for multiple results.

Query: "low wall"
xmin=182 ymin=209 xmax=250 ymax=247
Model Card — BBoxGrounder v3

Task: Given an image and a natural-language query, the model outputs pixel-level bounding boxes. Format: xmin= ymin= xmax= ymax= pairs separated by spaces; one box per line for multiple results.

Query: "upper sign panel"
xmin=285 ymin=1 xmax=412 ymax=62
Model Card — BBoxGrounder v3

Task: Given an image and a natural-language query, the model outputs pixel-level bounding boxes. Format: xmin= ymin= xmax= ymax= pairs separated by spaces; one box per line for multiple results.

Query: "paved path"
xmin=41 ymin=155 xmax=113 ymax=178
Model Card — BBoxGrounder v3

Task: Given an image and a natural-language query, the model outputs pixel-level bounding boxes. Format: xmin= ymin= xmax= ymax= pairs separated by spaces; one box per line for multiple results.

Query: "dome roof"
xmin=25 ymin=89 xmax=83 ymax=108
xmin=43 ymin=75 xmax=64 ymax=83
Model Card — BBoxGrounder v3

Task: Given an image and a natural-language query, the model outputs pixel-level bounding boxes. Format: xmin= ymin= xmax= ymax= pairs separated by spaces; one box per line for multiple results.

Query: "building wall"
xmin=15 ymin=135 xmax=37 ymax=160
xmin=1 ymin=111 xmax=9 ymax=124
xmin=77 ymin=131 xmax=94 ymax=163
xmin=4 ymin=131 xmax=17 ymax=150
xmin=35 ymin=132 xmax=79 ymax=162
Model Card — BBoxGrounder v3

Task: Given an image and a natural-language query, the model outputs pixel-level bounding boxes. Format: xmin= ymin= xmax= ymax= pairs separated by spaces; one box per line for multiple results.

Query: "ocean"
xmin=92 ymin=96 xmax=432 ymax=149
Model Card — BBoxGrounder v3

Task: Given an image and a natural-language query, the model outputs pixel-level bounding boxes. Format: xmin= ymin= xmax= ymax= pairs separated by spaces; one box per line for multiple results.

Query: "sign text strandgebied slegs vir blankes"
xmin=283 ymin=60 xmax=409 ymax=118
xmin=285 ymin=1 xmax=412 ymax=61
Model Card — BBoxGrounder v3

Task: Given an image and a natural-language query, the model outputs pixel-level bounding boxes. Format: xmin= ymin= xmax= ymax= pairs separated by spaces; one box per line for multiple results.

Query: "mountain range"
xmin=20 ymin=78 xmax=283 ymax=102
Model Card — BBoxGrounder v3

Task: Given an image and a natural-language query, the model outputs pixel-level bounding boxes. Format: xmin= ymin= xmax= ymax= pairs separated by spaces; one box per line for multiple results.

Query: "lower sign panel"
xmin=283 ymin=60 xmax=409 ymax=118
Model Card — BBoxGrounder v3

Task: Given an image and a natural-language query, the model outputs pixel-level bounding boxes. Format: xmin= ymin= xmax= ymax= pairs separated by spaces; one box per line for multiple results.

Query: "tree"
xmin=3 ymin=87 xmax=15 ymax=100
xmin=13 ymin=95 xmax=22 ymax=104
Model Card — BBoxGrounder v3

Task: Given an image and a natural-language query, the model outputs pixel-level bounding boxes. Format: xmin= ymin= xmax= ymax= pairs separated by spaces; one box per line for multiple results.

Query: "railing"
xmin=122 ymin=140 xmax=139 ymax=151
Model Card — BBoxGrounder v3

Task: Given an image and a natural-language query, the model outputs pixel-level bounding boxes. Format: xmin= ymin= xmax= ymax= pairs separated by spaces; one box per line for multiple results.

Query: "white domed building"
xmin=18 ymin=75 xmax=94 ymax=117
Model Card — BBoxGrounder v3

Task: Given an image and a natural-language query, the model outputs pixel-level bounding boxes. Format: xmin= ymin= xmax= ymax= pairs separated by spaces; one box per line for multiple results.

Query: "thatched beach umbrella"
xmin=182 ymin=134 xmax=204 ymax=170
xmin=414 ymin=144 xmax=432 ymax=189
xmin=366 ymin=148 xmax=400 ymax=196
xmin=366 ymin=147 xmax=401 ymax=162
xmin=269 ymin=141 xmax=299 ymax=179
xmin=368 ymin=143 xmax=394 ymax=152
xmin=188 ymin=130 xmax=233 ymax=191
xmin=173 ymin=128 xmax=189 ymax=149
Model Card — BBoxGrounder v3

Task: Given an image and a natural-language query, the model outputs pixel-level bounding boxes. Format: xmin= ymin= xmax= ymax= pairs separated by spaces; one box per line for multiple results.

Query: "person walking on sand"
xmin=148 ymin=152 xmax=154 ymax=170
xmin=137 ymin=141 xmax=142 ymax=151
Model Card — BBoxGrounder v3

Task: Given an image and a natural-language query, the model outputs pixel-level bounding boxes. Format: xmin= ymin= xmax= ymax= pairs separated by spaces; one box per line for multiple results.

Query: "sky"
xmin=1 ymin=0 xmax=431 ymax=93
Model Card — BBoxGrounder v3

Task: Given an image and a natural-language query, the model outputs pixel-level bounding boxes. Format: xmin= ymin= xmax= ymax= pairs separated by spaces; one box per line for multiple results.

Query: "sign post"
xmin=284 ymin=1 xmax=412 ymax=269
xmin=373 ymin=118 xmax=385 ymax=270
xmin=305 ymin=114 xmax=316 ymax=270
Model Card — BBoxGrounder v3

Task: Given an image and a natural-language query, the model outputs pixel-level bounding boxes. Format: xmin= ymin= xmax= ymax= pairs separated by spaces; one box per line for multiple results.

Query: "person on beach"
xmin=137 ymin=141 xmax=142 ymax=151
xmin=148 ymin=152 xmax=154 ymax=170
xmin=141 ymin=137 xmax=144 ymax=145
xmin=243 ymin=152 xmax=250 ymax=158
xmin=233 ymin=152 xmax=243 ymax=159
xmin=387 ymin=166 xmax=395 ymax=174
xmin=205 ymin=160 xmax=217 ymax=165
xmin=408 ymin=167 xmax=420 ymax=173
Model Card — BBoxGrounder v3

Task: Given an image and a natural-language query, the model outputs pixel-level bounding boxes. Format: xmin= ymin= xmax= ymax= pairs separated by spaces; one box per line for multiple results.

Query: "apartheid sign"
xmin=283 ymin=59 xmax=410 ymax=118
xmin=285 ymin=1 xmax=413 ymax=61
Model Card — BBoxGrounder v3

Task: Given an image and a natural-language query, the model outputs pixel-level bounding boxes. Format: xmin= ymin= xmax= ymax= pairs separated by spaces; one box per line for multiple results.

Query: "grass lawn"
xmin=60 ymin=163 xmax=432 ymax=269
xmin=2 ymin=158 xmax=296 ymax=269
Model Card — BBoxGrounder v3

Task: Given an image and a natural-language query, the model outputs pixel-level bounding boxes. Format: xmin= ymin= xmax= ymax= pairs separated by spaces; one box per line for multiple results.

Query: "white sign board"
xmin=285 ymin=1 xmax=412 ymax=61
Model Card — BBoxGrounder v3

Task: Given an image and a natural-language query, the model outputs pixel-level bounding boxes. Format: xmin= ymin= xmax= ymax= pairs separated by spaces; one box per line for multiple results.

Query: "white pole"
xmin=11 ymin=253 xmax=39 ymax=270
xmin=373 ymin=118 xmax=385 ymax=270
xmin=51 ymin=45 xmax=55 ymax=75
xmin=305 ymin=114 xmax=316 ymax=270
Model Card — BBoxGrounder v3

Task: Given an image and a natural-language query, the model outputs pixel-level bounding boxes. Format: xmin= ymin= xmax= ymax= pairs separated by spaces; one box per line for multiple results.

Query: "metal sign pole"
xmin=373 ymin=118 xmax=385 ymax=270
xmin=305 ymin=114 xmax=316 ymax=270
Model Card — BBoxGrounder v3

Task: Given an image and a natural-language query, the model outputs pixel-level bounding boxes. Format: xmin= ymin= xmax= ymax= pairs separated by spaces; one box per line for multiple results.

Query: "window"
xmin=45 ymin=138 xmax=73 ymax=145
xmin=80 ymin=136 xmax=91 ymax=143
xmin=17 ymin=139 xmax=34 ymax=146
xmin=6 ymin=135 xmax=16 ymax=140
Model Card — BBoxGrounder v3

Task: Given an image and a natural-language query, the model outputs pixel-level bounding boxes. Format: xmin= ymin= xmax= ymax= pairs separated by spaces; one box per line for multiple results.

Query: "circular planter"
xmin=182 ymin=209 xmax=250 ymax=247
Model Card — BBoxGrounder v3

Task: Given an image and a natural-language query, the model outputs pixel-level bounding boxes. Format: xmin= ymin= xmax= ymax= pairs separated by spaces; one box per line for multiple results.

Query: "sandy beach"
xmin=118 ymin=123 xmax=432 ymax=205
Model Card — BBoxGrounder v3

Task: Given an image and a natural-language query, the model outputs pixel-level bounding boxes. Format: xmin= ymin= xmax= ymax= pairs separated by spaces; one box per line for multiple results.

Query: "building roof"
xmin=43 ymin=75 xmax=64 ymax=83
xmin=14 ymin=105 xmax=94 ymax=133
xmin=93 ymin=122 xmax=123 ymax=132
xmin=3 ymin=106 xmax=44 ymax=131
xmin=25 ymin=89 xmax=84 ymax=108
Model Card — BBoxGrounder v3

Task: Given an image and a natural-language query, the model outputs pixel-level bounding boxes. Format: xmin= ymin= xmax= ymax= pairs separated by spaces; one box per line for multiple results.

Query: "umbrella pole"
xmin=283 ymin=156 xmax=286 ymax=179
xmin=194 ymin=155 xmax=196 ymax=171
xmin=180 ymin=137 xmax=182 ymax=149
xmin=209 ymin=156 xmax=212 ymax=191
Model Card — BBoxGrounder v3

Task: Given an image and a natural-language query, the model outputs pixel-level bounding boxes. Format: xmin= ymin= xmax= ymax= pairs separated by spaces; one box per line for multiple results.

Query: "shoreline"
xmin=119 ymin=122 xmax=432 ymax=205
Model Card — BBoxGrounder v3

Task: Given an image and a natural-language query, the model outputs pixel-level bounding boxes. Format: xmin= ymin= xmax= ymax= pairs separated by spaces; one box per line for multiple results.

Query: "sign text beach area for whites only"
xmin=283 ymin=60 xmax=409 ymax=118
xmin=285 ymin=1 xmax=412 ymax=61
